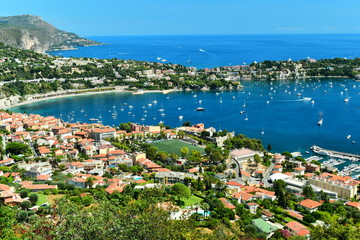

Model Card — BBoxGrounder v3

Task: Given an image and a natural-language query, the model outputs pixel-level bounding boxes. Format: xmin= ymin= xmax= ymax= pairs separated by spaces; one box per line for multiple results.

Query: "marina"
xmin=311 ymin=145 xmax=360 ymax=162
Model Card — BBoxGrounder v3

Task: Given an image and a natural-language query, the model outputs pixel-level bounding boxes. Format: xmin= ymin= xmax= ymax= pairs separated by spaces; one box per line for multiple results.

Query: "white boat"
xmin=347 ymin=135 xmax=352 ymax=139
xmin=156 ymin=57 xmax=162 ymax=60
xmin=311 ymin=100 xmax=315 ymax=104
xmin=153 ymin=100 xmax=158 ymax=104
xmin=199 ymin=49 xmax=206 ymax=52
xmin=303 ymin=97 xmax=312 ymax=101
xmin=161 ymin=59 xmax=167 ymax=62
xmin=179 ymin=116 xmax=183 ymax=120
xmin=344 ymin=98 xmax=350 ymax=102
xmin=196 ymin=107 xmax=205 ymax=111
xmin=317 ymin=112 xmax=323 ymax=126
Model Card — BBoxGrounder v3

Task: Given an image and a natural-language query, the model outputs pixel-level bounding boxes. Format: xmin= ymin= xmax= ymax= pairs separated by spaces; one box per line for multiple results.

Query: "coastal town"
xmin=1 ymin=41 xmax=360 ymax=109
xmin=1 ymin=110 xmax=360 ymax=239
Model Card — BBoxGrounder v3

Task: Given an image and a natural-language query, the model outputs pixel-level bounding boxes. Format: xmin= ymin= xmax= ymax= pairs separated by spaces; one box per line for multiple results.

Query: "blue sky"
xmin=2 ymin=0 xmax=360 ymax=36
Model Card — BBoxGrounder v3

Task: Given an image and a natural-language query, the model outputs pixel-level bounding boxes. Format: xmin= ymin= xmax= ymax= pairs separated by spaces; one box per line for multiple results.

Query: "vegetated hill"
xmin=0 ymin=15 xmax=101 ymax=53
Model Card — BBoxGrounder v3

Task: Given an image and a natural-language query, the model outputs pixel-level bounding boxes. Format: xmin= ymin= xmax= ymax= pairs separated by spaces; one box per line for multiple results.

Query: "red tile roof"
xmin=298 ymin=199 xmax=322 ymax=209
xmin=219 ymin=198 xmax=236 ymax=209
xmin=286 ymin=221 xmax=310 ymax=236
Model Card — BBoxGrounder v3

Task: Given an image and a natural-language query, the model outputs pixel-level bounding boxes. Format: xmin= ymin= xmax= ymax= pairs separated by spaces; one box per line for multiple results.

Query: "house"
xmin=285 ymin=210 xmax=304 ymax=220
xmin=23 ymin=184 xmax=57 ymax=192
xmin=232 ymin=191 xmax=253 ymax=204
xmin=285 ymin=221 xmax=310 ymax=238
xmin=273 ymin=165 xmax=283 ymax=172
xmin=294 ymin=167 xmax=305 ymax=175
xmin=345 ymin=202 xmax=360 ymax=211
xmin=0 ymin=158 xmax=15 ymax=166
xmin=246 ymin=202 xmax=258 ymax=214
xmin=35 ymin=175 xmax=52 ymax=182
xmin=68 ymin=177 xmax=87 ymax=189
xmin=38 ymin=146 xmax=51 ymax=157
xmin=261 ymin=210 xmax=274 ymax=220
xmin=298 ymin=199 xmax=322 ymax=213
xmin=306 ymin=163 xmax=320 ymax=173
xmin=27 ymin=164 xmax=53 ymax=178
xmin=219 ymin=198 xmax=236 ymax=210
xmin=226 ymin=181 xmax=244 ymax=194
xmin=252 ymin=218 xmax=278 ymax=237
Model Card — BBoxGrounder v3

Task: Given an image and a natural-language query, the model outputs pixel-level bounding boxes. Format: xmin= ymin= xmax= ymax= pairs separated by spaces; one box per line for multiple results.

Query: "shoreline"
xmin=4 ymin=87 xmax=187 ymax=109
xmin=4 ymin=87 xmax=128 ymax=109
xmin=4 ymin=86 xmax=242 ymax=110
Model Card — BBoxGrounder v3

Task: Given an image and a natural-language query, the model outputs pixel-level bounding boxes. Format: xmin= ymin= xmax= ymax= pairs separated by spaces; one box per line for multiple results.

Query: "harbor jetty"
xmin=311 ymin=145 xmax=360 ymax=161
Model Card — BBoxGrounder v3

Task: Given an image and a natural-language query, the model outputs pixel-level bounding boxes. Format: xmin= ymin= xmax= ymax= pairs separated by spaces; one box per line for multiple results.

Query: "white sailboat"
xmin=317 ymin=112 xmax=323 ymax=126
xmin=244 ymin=114 xmax=249 ymax=121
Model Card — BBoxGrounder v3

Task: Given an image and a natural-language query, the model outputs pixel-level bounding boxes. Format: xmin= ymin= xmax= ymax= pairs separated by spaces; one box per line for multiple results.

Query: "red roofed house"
xmin=298 ymin=199 xmax=322 ymax=213
xmin=345 ymin=202 xmax=360 ymax=211
xmin=226 ymin=181 xmax=245 ymax=194
xmin=219 ymin=198 xmax=236 ymax=210
xmin=285 ymin=221 xmax=310 ymax=238
xmin=232 ymin=191 xmax=253 ymax=204
xmin=0 ymin=158 xmax=15 ymax=167
xmin=24 ymin=184 xmax=58 ymax=192
xmin=246 ymin=202 xmax=258 ymax=214
xmin=36 ymin=175 xmax=52 ymax=182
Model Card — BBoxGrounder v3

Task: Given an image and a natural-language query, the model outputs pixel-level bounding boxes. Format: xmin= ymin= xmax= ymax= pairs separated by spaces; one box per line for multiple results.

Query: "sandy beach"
xmin=3 ymin=87 xmax=183 ymax=109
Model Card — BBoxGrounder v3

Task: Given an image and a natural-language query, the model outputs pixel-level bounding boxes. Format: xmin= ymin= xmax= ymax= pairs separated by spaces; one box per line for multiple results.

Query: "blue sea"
xmin=9 ymin=34 xmax=360 ymax=162
xmin=49 ymin=34 xmax=360 ymax=69
xmin=10 ymin=78 xmax=360 ymax=156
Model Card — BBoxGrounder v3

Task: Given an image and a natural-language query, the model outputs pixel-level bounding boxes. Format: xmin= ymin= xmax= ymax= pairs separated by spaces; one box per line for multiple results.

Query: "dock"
xmin=311 ymin=145 xmax=360 ymax=161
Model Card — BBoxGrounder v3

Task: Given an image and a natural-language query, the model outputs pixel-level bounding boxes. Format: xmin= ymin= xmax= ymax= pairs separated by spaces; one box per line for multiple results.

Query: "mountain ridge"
xmin=0 ymin=15 xmax=102 ymax=53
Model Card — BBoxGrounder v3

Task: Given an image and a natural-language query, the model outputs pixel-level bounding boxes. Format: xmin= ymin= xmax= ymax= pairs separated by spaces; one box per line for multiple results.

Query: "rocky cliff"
xmin=0 ymin=15 xmax=101 ymax=53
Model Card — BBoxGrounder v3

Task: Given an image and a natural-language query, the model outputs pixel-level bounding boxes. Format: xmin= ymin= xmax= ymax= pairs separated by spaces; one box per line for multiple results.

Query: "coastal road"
xmin=230 ymin=158 xmax=245 ymax=184
xmin=262 ymin=162 xmax=275 ymax=188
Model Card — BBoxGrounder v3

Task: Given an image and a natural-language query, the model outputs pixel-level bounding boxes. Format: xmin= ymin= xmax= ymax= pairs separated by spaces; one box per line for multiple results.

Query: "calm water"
xmin=14 ymin=34 xmax=360 ymax=166
xmin=10 ymin=78 xmax=360 ymax=156
xmin=49 ymin=34 xmax=360 ymax=69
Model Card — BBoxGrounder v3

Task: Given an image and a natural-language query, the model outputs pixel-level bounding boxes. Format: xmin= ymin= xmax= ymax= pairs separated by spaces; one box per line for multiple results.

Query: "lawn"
xmin=151 ymin=140 xmax=205 ymax=156
xmin=181 ymin=195 xmax=203 ymax=207
xmin=35 ymin=193 xmax=48 ymax=206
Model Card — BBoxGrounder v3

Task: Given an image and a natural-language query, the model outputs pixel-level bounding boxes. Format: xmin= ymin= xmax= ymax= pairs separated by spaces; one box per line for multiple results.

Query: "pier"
xmin=311 ymin=145 xmax=360 ymax=161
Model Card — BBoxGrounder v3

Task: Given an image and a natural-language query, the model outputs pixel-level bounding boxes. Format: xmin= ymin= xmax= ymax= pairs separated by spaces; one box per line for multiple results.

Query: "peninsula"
xmin=0 ymin=15 xmax=101 ymax=53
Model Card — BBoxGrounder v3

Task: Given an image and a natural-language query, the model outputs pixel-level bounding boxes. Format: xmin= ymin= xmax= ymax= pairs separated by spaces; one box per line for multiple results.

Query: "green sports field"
xmin=151 ymin=140 xmax=205 ymax=156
